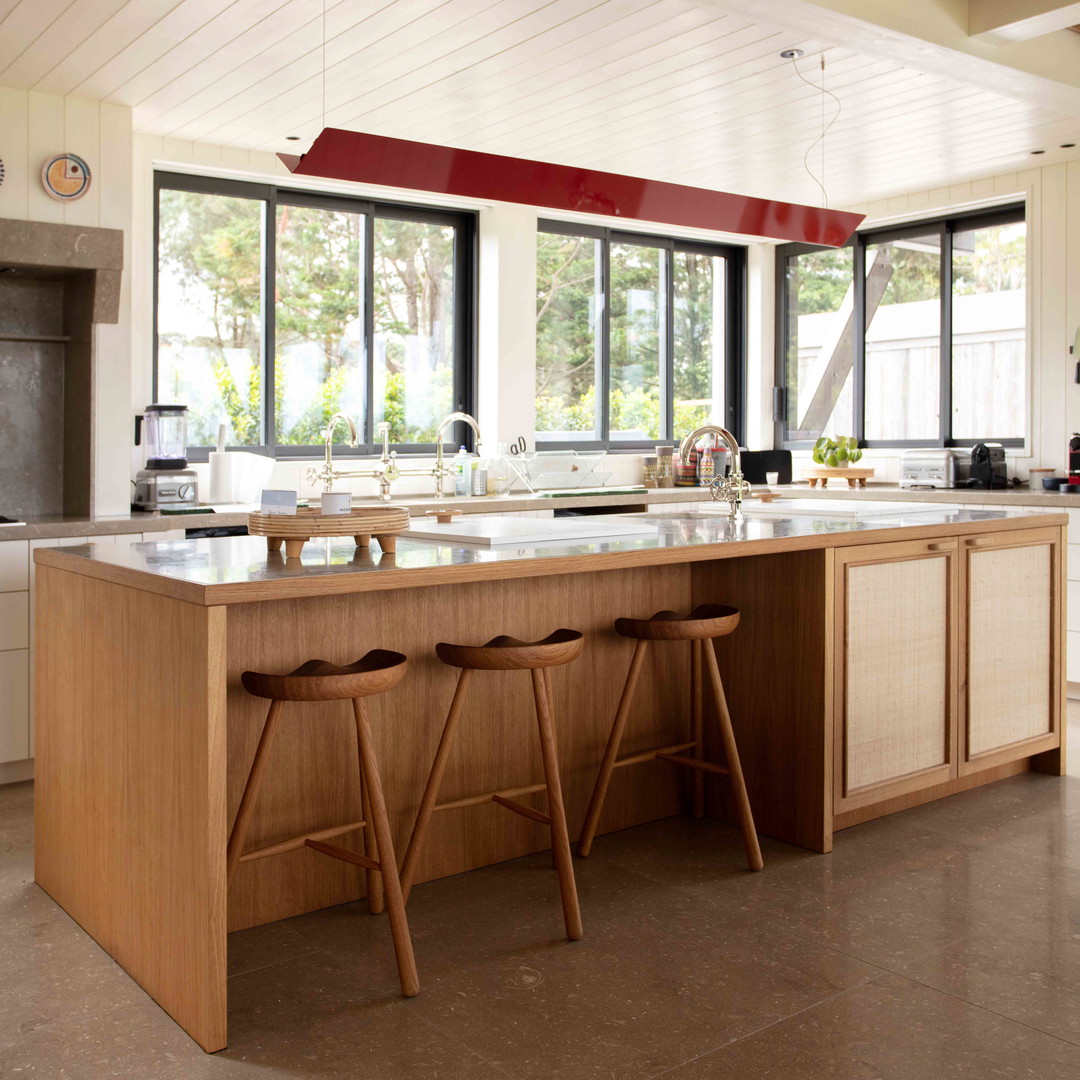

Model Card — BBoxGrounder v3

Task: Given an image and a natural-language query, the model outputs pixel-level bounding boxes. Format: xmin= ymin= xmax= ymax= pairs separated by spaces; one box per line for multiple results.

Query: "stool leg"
xmin=361 ymin=772 xmax=384 ymax=915
xmin=702 ymin=641 xmax=764 ymax=872
xmin=691 ymin=640 xmax=705 ymax=819
xmin=400 ymin=668 xmax=474 ymax=903
xmin=577 ymin=639 xmax=649 ymax=857
xmin=352 ymin=698 xmax=419 ymax=997
xmin=227 ymin=699 xmax=285 ymax=885
xmin=532 ymin=667 xmax=582 ymax=941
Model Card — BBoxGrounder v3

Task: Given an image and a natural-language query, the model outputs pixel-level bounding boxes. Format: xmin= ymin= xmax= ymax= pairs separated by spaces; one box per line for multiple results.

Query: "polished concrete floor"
xmin=2 ymin=711 xmax=1080 ymax=1079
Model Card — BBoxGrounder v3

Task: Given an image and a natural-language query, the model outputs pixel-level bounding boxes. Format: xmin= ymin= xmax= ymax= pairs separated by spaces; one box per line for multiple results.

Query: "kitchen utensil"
xmin=247 ymin=505 xmax=410 ymax=559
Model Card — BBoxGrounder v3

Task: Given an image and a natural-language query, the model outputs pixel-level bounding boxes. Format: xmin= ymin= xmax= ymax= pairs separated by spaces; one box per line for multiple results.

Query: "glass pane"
xmin=373 ymin=218 xmax=456 ymax=443
xmin=783 ymin=248 xmax=854 ymax=440
xmin=864 ymin=234 xmax=941 ymax=441
xmin=157 ymin=188 xmax=264 ymax=446
xmin=673 ymin=250 xmax=725 ymax=433
xmin=274 ymin=203 xmax=365 ymax=445
xmin=610 ymin=241 xmax=664 ymax=441
xmin=536 ymin=232 xmax=602 ymax=440
xmin=951 ymin=220 xmax=1026 ymax=440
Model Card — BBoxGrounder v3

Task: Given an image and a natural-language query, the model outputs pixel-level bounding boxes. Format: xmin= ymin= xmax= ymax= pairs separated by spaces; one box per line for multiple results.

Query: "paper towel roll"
xmin=209 ymin=452 xmax=275 ymax=504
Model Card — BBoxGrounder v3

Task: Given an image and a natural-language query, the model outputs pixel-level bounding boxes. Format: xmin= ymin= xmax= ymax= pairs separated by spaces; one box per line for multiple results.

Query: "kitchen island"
xmin=33 ymin=508 xmax=1066 ymax=1051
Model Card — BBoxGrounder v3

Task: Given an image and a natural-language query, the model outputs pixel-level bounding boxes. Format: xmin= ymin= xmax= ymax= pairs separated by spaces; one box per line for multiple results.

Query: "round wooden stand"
xmin=247 ymin=506 xmax=410 ymax=559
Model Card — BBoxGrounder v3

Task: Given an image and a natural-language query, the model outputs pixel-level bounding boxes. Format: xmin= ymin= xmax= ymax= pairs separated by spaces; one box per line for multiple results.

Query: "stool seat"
xmin=615 ymin=604 xmax=739 ymax=642
xmin=436 ymin=629 xmax=583 ymax=671
xmin=241 ymin=650 xmax=406 ymax=701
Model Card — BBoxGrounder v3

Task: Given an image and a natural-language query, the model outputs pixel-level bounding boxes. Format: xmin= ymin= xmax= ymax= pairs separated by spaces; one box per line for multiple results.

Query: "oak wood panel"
xmin=833 ymin=758 xmax=1032 ymax=831
xmin=34 ymin=566 xmax=228 ymax=1052
xmin=691 ymin=550 xmax=832 ymax=853
xmin=225 ymin=564 xmax=691 ymax=930
xmin=961 ymin=525 xmax=1062 ymax=774
xmin=832 ymin=539 xmax=959 ymax=814
xmin=35 ymin=514 xmax=1067 ymax=607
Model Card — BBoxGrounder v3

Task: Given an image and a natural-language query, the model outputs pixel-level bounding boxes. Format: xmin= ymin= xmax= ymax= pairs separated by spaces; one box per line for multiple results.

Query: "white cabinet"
xmin=0 ymin=540 xmax=28 ymax=592
xmin=0 ymin=650 xmax=29 ymax=763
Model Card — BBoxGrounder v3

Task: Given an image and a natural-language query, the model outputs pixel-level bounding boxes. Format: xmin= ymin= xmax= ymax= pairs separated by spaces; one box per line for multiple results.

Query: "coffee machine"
xmin=132 ymin=404 xmax=199 ymax=511
xmin=954 ymin=442 xmax=1008 ymax=490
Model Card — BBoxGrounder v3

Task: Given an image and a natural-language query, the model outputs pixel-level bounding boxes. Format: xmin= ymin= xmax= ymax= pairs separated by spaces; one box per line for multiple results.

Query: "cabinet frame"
xmin=832 ymin=537 xmax=960 ymax=814
xmin=958 ymin=525 xmax=1063 ymax=776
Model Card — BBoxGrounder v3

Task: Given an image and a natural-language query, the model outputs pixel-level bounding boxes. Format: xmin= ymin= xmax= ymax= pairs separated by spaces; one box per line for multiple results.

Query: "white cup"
xmin=765 ymin=471 xmax=780 ymax=486
xmin=320 ymin=492 xmax=352 ymax=516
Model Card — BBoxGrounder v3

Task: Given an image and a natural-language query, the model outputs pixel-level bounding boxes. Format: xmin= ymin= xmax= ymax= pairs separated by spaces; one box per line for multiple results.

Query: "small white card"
xmin=260 ymin=490 xmax=298 ymax=516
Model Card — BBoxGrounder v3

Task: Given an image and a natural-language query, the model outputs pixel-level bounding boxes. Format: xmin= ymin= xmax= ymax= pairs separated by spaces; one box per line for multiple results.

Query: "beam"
xmin=969 ymin=0 xmax=1080 ymax=44
xmin=280 ymin=129 xmax=864 ymax=247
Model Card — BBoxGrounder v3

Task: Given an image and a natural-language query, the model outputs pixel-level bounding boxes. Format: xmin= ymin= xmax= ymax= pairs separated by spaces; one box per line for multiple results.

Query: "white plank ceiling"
xmin=1 ymin=0 xmax=1078 ymax=206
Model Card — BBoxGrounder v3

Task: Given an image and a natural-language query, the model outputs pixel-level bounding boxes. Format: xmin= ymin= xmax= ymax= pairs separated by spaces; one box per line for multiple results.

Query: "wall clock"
xmin=41 ymin=153 xmax=91 ymax=201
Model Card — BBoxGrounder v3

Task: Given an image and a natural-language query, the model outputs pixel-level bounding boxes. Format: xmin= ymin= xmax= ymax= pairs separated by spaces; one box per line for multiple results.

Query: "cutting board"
xmin=406 ymin=515 xmax=658 ymax=547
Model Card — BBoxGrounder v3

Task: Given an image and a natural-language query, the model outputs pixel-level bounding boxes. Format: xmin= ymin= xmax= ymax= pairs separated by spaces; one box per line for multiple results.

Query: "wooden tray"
xmin=247 ymin=506 xmax=410 ymax=558
xmin=802 ymin=466 xmax=875 ymax=489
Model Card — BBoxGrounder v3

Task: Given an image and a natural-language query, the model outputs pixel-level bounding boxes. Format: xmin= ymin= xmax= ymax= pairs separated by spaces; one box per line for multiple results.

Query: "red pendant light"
xmin=280 ymin=129 xmax=862 ymax=247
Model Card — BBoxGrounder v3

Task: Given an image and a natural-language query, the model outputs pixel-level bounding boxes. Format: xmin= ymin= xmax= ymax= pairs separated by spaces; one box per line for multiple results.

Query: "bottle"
xmin=453 ymin=446 xmax=470 ymax=496
xmin=697 ymin=435 xmax=716 ymax=485
xmin=490 ymin=443 xmax=511 ymax=495
xmin=471 ymin=455 xmax=489 ymax=496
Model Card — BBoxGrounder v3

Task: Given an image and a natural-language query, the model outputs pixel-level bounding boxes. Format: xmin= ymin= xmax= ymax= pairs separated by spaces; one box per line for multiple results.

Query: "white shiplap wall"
xmin=0 ymin=88 xmax=133 ymax=515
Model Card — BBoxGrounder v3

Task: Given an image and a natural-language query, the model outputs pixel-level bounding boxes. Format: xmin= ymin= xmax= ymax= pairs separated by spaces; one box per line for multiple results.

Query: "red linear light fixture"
xmin=279 ymin=129 xmax=863 ymax=247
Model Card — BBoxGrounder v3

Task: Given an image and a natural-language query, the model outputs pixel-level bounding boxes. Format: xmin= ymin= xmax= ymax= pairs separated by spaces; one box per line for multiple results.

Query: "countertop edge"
xmin=32 ymin=512 xmax=1065 ymax=607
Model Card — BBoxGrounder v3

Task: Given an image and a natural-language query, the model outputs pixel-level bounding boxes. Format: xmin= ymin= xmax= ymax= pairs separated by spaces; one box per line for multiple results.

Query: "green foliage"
xmin=812 ymin=435 xmax=862 ymax=467
xmin=158 ymin=191 xmax=457 ymax=448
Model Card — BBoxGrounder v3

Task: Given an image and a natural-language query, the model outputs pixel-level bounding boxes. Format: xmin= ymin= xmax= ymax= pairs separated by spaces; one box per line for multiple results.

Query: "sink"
xmin=407 ymin=515 xmax=658 ymax=547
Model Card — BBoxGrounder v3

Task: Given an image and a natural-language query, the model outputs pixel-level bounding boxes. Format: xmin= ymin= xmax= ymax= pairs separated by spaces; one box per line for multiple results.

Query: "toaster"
xmin=900 ymin=450 xmax=957 ymax=489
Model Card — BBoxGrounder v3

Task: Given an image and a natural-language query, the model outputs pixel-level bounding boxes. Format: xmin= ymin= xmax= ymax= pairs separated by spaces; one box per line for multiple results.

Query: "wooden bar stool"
xmin=400 ymin=629 xmax=585 ymax=942
xmin=577 ymin=604 xmax=763 ymax=872
xmin=227 ymin=650 xmax=419 ymax=998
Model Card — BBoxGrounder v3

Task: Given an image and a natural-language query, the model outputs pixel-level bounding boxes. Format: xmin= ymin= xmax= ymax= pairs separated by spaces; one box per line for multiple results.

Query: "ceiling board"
xmin=0 ymin=0 xmax=1076 ymax=207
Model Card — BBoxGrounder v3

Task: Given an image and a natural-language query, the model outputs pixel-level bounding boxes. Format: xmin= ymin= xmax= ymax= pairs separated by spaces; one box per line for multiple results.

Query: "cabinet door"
xmin=961 ymin=526 xmax=1061 ymax=773
xmin=834 ymin=538 xmax=958 ymax=812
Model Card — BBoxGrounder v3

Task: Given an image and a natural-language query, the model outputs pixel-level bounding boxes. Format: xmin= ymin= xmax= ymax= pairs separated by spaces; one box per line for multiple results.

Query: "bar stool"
xmin=227 ymin=650 xmax=419 ymax=997
xmin=400 ymin=629 xmax=584 ymax=941
xmin=577 ymin=604 xmax=763 ymax=871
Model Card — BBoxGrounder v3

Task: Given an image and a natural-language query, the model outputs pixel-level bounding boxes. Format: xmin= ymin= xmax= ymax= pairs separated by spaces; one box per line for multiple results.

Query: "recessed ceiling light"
xmin=780 ymin=48 xmax=805 ymax=59
xmin=285 ymin=135 xmax=301 ymax=141
xmin=1031 ymin=149 xmax=1046 ymax=154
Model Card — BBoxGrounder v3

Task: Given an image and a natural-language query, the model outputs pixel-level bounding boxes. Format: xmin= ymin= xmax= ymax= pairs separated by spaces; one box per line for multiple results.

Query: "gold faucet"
xmin=307 ymin=415 xmax=400 ymax=502
xmin=433 ymin=411 xmax=484 ymax=497
xmin=678 ymin=425 xmax=749 ymax=518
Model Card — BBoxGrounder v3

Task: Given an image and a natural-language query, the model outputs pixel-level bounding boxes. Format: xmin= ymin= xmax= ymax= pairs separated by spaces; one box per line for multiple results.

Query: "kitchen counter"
xmin=33 ymin=509 xmax=1066 ymax=1052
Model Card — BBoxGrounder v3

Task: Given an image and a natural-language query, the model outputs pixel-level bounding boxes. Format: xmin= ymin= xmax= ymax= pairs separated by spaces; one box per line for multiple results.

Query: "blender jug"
xmin=135 ymin=405 xmax=189 ymax=469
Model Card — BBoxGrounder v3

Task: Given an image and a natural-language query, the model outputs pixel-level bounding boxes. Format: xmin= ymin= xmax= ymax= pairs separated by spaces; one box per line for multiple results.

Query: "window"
xmin=155 ymin=174 xmax=475 ymax=457
xmin=536 ymin=222 xmax=744 ymax=447
xmin=777 ymin=205 xmax=1025 ymax=448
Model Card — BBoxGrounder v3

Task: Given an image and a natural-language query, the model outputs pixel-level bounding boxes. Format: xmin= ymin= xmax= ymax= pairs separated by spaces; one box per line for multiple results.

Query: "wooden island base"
xmin=33 ymin=512 xmax=1065 ymax=1051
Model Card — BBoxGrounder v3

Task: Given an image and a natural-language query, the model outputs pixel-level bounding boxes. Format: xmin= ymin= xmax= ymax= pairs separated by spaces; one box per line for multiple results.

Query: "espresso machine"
xmin=132 ymin=404 xmax=199 ymax=511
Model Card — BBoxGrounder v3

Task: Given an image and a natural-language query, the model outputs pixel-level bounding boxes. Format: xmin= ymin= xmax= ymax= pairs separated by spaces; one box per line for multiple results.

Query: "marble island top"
xmin=34 ymin=508 xmax=1059 ymax=606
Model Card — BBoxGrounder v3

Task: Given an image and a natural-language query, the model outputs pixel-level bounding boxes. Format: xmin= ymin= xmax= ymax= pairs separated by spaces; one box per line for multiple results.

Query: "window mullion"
xmin=664 ymin=248 xmax=674 ymax=441
xmin=853 ymin=238 xmax=866 ymax=444
xmin=264 ymin=193 xmax=276 ymax=453
xmin=600 ymin=236 xmax=611 ymax=443
xmin=364 ymin=212 xmax=376 ymax=453
xmin=941 ymin=224 xmax=953 ymax=446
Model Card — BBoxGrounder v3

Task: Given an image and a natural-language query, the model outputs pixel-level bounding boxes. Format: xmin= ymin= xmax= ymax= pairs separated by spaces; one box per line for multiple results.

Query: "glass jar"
xmin=642 ymin=456 xmax=658 ymax=488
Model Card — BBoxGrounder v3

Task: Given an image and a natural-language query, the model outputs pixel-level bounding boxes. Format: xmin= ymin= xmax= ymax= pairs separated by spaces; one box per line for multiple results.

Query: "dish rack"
xmin=507 ymin=450 xmax=611 ymax=492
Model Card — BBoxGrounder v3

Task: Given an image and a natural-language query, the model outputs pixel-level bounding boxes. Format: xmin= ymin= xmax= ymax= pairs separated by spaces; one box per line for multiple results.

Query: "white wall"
xmin=0 ymin=89 xmax=133 ymax=515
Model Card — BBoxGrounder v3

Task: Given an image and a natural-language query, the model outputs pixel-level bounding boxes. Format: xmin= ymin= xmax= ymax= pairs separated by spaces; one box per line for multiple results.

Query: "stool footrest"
xmin=238 ymin=820 xmax=367 ymax=863
xmin=655 ymin=752 xmax=730 ymax=777
xmin=434 ymin=781 xmax=547 ymax=813
xmin=614 ymin=741 xmax=697 ymax=770
xmin=305 ymin=837 xmax=380 ymax=871
xmin=492 ymin=794 xmax=552 ymax=826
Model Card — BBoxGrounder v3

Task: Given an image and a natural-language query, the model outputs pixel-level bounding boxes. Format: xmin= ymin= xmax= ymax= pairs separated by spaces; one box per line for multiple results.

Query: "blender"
xmin=132 ymin=404 xmax=200 ymax=510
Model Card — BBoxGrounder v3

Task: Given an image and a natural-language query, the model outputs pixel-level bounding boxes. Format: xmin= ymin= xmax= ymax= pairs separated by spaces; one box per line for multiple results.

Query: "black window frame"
xmin=153 ymin=170 xmax=478 ymax=461
xmin=774 ymin=203 xmax=1026 ymax=450
xmin=536 ymin=219 xmax=746 ymax=450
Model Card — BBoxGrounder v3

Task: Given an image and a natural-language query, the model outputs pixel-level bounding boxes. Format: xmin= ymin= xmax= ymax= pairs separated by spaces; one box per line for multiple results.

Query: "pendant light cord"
xmin=790 ymin=54 xmax=841 ymax=209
